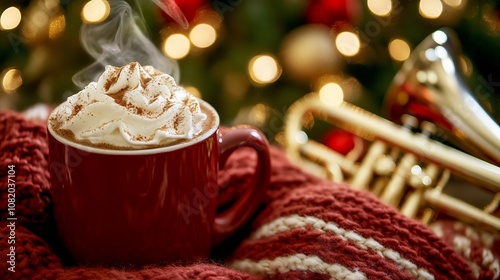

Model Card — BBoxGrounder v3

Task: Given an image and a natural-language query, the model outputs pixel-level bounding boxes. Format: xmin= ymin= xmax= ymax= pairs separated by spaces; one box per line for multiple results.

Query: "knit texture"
xmin=0 ymin=111 xmax=53 ymax=236
xmin=0 ymin=109 xmax=494 ymax=279
xmin=430 ymin=221 xmax=500 ymax=279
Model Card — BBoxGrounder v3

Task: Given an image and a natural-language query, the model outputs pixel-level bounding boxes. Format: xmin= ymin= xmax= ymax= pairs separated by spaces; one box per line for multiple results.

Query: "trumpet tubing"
xmin=283 ymin=93 xmax=500 ymax=232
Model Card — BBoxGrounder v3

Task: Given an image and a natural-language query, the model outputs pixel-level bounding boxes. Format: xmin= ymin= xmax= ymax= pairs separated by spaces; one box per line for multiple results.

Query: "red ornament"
xmin=306 ymin=0 xmax=361 ymax=31
xmin=322 ymin=129 xmax=358 ymax=156
xmin=160 ymin=0 xmax=209 ymax=23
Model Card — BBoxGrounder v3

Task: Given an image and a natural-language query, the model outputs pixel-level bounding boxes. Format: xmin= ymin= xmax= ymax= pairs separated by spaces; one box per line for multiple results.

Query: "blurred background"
xmin=0 ymin=0 xmax=499 ymax=143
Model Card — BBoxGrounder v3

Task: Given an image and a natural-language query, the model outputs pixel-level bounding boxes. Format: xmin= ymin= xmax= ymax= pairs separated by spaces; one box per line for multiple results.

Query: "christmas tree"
xmin=1 ymin=0 xmax=499 ymax=143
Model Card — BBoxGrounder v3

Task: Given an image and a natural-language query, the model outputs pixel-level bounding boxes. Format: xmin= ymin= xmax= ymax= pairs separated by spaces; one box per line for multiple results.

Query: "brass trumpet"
xmin=386 ymin=28 xmax=500 ymax=166
xmin=282 ymin=29 xmax=500 ymax=232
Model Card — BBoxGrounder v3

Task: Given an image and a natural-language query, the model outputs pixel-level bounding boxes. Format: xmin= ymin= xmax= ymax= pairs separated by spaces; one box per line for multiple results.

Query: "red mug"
xmin=47 ymin=99 xmax=270 ymax=266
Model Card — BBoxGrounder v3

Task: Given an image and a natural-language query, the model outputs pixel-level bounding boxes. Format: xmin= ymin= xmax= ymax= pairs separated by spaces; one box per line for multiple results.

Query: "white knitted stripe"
xmin=429 ymin=223 xmax=444 ymax=238
xmin=451 ymin=221 xmax=495 ymax=249
xmin=230 ymin=253 xmax=367 ymax=280
xmin=483 ymin=249 xmax=500 ymax=279
xmin=452 ymin=234 xmax=500 ymax=279
xmin=465 ymin=224 xmax=495 ymax=249
xmin=251 ymin=215 xmax=434 ymax=280
xmin=432 ymin=222 xmax=500 ymax=279
xmin=452 ymin=235 xmax=472 ymax=260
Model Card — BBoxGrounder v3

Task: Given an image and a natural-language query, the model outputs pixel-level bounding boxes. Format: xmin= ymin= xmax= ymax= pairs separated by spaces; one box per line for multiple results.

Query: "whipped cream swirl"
xmin=51 ymin=62 xmax=207 ymax=149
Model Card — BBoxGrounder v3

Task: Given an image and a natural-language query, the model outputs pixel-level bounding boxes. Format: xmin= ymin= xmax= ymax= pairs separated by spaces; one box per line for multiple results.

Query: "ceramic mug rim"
xmin=47 ymin=98 xmax=220 ymax=156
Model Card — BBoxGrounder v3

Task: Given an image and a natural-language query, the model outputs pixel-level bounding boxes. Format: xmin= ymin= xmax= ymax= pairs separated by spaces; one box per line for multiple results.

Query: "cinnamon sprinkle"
xmin=108 ymin=88 xmax=128 ymax=106
xmin=104 ymin=69 xmax=120 ymax=91
xmin=72 ymin=104 xmax=83 ymax=116
xmin=173 ymin=114 xmax=182 ymax=131
xmin=141 ymin=76 xmax=151 ymax=89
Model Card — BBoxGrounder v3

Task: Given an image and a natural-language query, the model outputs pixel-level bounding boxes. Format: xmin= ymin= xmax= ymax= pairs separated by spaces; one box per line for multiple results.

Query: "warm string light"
xmin=419 ymin=0 xmax=444 ymax=19
xmin=248 ymin=55 xmax=282 ymax=85
xmin=81 ymin=0 xmax=110 ymax=24
xmin=319 ymin=82 xmax=344 ymax=106
xmin=1 ymin=68 xmax=23 ymax=94
xmin=388 ymin=39 xmax=411 ymax=61
xmin=335 ymin=32 xmax=361 ymax=57
xmin=15 ymin=0 xmax=66 ymax=42
xmin=162 ymin=22 xmax=219 ymax=60
xmin=189 ymin=23 xmax=217 ymax=48
xmin=443 ymin=0 xmax=463 ymax=7
xmin=416 ymin=0 xmax=467 ymax=20
xmin=163 ymin=33 xmax=191 ymax=59
xmin=49 ymin=13 xmax=66 ymax=39
xmin=316 ymin=74 xmax=362 ymax=104
xmin=367 ymin=0 xmax=393 ymax=17
xmin=0 ymin=7 xmax=22 ymax=30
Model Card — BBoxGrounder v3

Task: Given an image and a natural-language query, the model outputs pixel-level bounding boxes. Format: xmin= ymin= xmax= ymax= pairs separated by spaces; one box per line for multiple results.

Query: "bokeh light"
xmin=49 ymin=14 xmax=66 ymax=39
xmin=248 ymin=55 xmax=282 ymax=84
xmin=0 ymin=7 xmax=22 ymax=30
xmin=189 ymin=23 xmax=217 ymax=48
xmin=81 ymin=0 xmax=110 ymax=24
xmin=335 ymin=32 xmax=360 ymax=57
xmin=367 ymin=0 xmax=393 ymax=17
xmin=280 ymin=25 xmax=341 ymax=82
xmin=388 ymin=39 xmax=411 ymax=61
xmin=163 ymin=33 xmax=191 ymax=59
xmin=1 ymin=68 xmax=23 ymax=94
xmin=443 ymin=0 xmax=463 ymax=7
xmin=319 ymin=82 xmax=344 ymax=106
xmin=419 ymin=0 xmax=443 ymax=19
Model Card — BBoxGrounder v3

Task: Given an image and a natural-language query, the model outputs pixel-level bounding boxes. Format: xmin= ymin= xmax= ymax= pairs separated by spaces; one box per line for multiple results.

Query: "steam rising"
xmin=73 ymin=0 xmax=186 ymax=88
xmin=151 ymin=0 xmax=188 ymax=28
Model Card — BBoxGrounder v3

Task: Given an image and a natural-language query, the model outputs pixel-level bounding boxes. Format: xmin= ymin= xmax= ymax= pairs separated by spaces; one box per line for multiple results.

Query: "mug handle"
xmin=213 ymin=126 xmax=271 ymax=245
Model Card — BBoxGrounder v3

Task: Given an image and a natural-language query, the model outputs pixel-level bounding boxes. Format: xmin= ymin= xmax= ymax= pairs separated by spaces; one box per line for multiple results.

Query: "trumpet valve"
xmin=409 ymin=164 xmax=435 ymax=189
xmin=373 ymin=155 xmax=396 ymax=176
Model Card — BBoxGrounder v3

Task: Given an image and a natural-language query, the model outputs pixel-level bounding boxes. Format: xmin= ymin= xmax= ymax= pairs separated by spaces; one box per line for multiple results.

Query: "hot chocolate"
xmin=49 ymin=62 xmax=213 ymax=150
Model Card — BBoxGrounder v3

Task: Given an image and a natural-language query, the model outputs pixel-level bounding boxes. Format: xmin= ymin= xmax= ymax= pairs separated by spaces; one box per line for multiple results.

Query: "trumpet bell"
xmin=385 ymin=28 xmax=500 ymax=165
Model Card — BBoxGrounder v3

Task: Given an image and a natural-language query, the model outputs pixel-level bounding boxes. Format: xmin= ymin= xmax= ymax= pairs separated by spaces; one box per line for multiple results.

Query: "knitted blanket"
xmin=0 ymin=109 xmax=499 ymax=280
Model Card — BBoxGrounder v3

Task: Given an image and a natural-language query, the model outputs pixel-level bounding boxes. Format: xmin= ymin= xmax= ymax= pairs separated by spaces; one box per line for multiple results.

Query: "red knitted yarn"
xmin=0 ymin=223 xmax=62 ymax=278
xmin=34 ymin=264 xmax=257 ymax=280
xmin=0 ymin=110 xmax=482 ymax=279
xmin=0 ymin=110 xmax=53 ymax=235
xmin=0 ymin=221 xmax=255 ymax=280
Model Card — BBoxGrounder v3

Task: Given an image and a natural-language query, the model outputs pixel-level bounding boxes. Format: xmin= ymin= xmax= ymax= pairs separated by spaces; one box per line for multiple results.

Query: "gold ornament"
xmin=280 ymin=25 xmax=343 ymax=83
